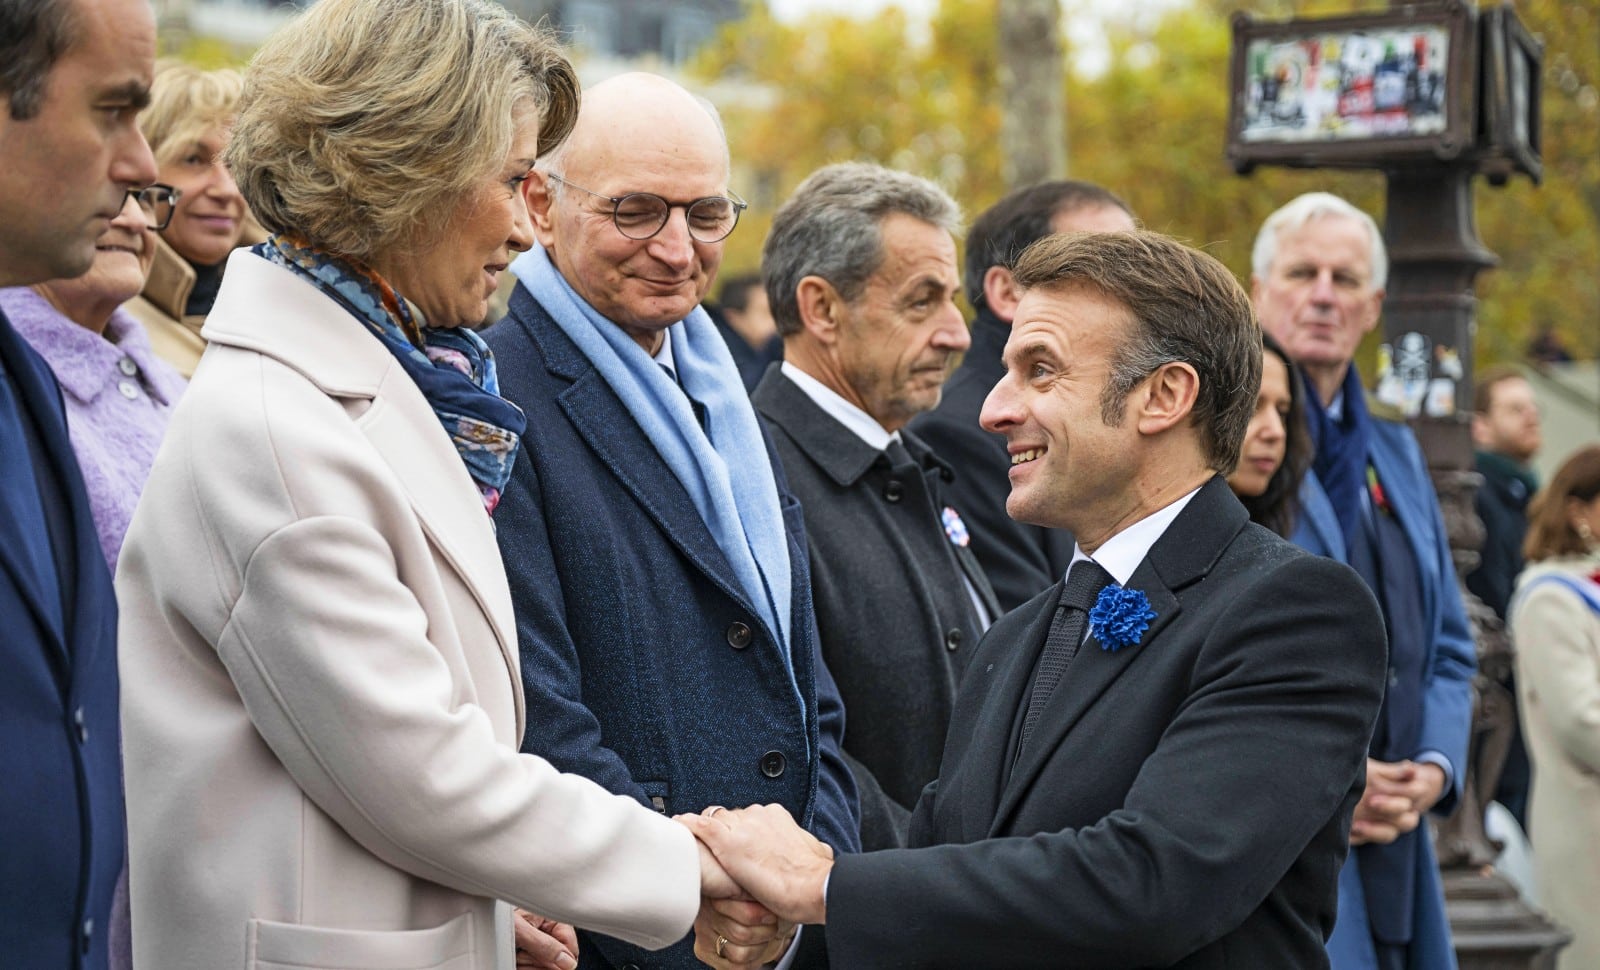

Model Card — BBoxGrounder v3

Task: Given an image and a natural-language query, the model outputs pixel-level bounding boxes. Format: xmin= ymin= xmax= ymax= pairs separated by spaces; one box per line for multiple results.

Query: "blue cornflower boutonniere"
xmin=1088 ymin=585 xmax=1156 ymax=652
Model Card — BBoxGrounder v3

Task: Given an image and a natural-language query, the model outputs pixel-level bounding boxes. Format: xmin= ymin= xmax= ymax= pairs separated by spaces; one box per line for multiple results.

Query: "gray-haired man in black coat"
xmin=752 ymin=162 xmax=999 ymax=851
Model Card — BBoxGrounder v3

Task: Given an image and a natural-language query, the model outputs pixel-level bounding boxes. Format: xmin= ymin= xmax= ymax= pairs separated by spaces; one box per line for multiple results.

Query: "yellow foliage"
xmin=695 ymin=0 xmax=1599 ymax=363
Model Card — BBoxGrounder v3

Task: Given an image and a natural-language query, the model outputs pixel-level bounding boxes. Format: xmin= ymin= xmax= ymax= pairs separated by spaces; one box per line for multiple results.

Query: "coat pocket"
xmin=247 ymin=911 xmax=475 ymax=970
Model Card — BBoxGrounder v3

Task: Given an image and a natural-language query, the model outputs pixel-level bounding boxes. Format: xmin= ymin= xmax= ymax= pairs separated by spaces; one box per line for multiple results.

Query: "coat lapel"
xmin=1369 ymin=422 xmax=1440 ymax=627
xmin=518 ymin=298 xmax=757 ymax=618
xmin=1294 ymin=470 xmax=1347 ymax=560
xmin=751 ymin=371 xmax=880 ymax=488
xmin=990 ymin=575 xmax=1180 ymax=835
xmin=202 ymin=253 xmax=521 ymax=709
xmin=963 ymin=591 xmax=1058 ymax=836
xmin=989 ymin=477 xmax=1246 ymax=834
xmin=0 ymin=316 xmax=70 ymax=665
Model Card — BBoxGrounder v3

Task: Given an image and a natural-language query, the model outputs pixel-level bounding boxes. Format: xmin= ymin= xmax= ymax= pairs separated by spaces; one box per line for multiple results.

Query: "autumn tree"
xmin=695 ymin=0 xmax=1598 ymax=363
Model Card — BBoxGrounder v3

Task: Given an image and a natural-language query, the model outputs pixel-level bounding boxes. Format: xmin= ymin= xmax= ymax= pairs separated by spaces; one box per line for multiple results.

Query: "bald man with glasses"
xmin=484 ymin=72 xmax=859 ymax=970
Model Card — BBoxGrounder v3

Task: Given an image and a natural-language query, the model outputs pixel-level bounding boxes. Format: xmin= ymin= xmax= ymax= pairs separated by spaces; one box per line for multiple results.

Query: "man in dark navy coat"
xmin=486 ymin=73 xmax=857 ymax=970
xmin=1255 ymin=192 xmax=1475 ymax=970
xmin=0 ymin=0 xmax=159 ymax=966
xmin=752 ymin=162 xmax=998 ymax=851
xmin=910 ymin=180 xmax=1135 ymax=612
xmin=686 ymin=231 xmax=1387 ymax=970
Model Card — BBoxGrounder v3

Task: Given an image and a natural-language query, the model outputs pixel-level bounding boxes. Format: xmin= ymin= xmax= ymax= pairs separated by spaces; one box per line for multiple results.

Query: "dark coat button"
xmin=726 ymin=622 xmax=753 ymax=649
xmin=75 ymin=706 xmax=88 ymax=743
xmin=760 ymin=750 xmax=786 ymax=778
xmin=945 ymin=628 xmax=963 ymax=652
xmin=883 ymin=480 xmax=904 ymax=502
xmin=621 ymin=964 xmax=641 ymax=970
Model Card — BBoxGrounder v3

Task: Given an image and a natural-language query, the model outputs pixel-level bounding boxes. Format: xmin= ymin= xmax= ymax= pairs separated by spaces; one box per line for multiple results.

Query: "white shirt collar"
xmin=1069 ymin=485 xmax=1203 ymax=587
xmin=653 ymin=328 xmax=677 ymax=374
xmin=781 ymin=361 xmax=898 ymax=452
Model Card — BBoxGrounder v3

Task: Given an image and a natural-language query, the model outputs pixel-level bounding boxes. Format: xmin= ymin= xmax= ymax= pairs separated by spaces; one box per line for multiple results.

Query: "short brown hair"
xmin=1524 ymin=444 xmax=1600 ymax=562
xmin=0 ymin=0 xmax=78 ymax=120
xmin=1474 ymin=363 xmax=1527 ymax=415
xmin=226 ymin=0 xmax=578 ymax=262
xmin=1011 ymin=230 xmax=1262 ymax=473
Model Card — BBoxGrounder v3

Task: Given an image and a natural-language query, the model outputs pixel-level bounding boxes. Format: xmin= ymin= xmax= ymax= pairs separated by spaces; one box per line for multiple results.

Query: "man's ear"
xmin=1134 ymin=361 xmax=1201 ymax=436
xmin=524 ymin=170 xmax=558 ymax=247
xmin=795 ymin=275 xmax=844 ymax=345
xmin=983 ymin=265 xmax=1024 ymax=323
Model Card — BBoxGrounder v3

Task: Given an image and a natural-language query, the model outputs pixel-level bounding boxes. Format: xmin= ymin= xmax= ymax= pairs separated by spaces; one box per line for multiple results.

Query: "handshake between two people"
xmin=513 ymin=804 xmax=833 ymax=970
xmin=677 ymin=803 xmax=834 ymax=970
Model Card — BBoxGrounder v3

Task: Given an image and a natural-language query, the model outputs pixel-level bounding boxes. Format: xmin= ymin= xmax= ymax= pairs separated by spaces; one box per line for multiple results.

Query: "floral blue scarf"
xmin=255 ymin=235 xmax=525 ymax=515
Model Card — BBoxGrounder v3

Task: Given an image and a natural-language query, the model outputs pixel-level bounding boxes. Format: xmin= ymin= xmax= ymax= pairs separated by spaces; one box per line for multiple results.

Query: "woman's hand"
xmin=513 ymin=909 xmax=579 ymax=970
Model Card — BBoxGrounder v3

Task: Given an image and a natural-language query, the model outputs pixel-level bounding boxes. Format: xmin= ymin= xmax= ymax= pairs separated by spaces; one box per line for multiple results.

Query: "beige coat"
xmin=124 ymin=233 xmax=207 ymax=377
xmin=1510 ymin=556 xmax=1600 ymax=970
xmin=117 ymin=251 xmax=699 ymax=970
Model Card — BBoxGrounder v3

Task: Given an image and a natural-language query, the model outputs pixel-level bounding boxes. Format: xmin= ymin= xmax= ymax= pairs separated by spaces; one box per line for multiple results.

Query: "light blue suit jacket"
xmin=1292 ymin=411 xmax=1475 ymax=970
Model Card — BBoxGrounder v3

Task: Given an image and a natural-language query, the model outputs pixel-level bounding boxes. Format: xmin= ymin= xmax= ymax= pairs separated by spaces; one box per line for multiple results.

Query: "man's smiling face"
xmin=980 ymin=282 xmax=1139 ymax=536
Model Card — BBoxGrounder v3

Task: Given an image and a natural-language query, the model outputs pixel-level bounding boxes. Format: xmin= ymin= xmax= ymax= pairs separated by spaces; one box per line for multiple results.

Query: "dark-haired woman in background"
xmin=1228 ymin=332 xmax=1311 ymax=537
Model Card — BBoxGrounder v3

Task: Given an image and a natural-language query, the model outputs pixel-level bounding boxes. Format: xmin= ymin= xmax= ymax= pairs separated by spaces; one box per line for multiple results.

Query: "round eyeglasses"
xmin=547 ymin=172 xmax=747 ymax=244
xmin=127 ymin=183 xmax=182 ymax=231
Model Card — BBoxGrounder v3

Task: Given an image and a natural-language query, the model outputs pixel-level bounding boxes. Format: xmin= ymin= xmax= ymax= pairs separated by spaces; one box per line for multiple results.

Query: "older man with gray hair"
xmin=488 ymin=73 xmax=858 ymax=970
xmin=753 ymin=161 xmax=998 ymax=852
xmin=1251 ymin=191 xmax=1475 ymax=970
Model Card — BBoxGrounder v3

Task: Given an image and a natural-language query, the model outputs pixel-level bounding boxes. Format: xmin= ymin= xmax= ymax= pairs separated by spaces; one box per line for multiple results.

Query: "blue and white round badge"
xmin=941 ymin=506 xmax=970 ymax=547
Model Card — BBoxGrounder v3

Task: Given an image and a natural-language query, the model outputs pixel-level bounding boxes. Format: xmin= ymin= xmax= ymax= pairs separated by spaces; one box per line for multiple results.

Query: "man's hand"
xmin=1350 ymin=759 xmax=1448 ymax=846
xmin=679 ymin=804 xmax=832 ymax=926
xmin=512 ymin=910 xmax=578 ymax=970
xmin=692 ymin=896 xmax=796 ymax=970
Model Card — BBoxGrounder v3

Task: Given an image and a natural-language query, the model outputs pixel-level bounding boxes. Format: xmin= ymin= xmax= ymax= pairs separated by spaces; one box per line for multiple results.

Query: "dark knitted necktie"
xmin=1019 ymin=558 xmax=1115 ymax=756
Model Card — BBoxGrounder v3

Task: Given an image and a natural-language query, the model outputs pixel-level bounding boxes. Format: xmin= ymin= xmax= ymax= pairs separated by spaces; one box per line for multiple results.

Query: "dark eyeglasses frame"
xmin=546 ymin=172 xmax=747 ymax=244
xmin=127 ymin=183 xmax=183 ymax=231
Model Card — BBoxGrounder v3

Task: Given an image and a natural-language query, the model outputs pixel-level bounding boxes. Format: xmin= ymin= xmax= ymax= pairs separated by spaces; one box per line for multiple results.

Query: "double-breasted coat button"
xmin=81 ymin=918 xmax=93 ymax=953
xmin=726 ymin=622 xmax=753 ymax=649
xmin=620 ymin=963 xmax=641 ymax=970
xmin=118 ymin=381 xmax=139 ymax=400
xmin=945 ymin=628 xmax=963 ymax=652
xmin=118 ymin=357 xmax=138 ymax=376
xmin=760 ymin=750 xmax=786 ymax=778
xmin=883 ymin=480 xmax=903 ymax=502
xmin=74 ymin=706 xmax=88 ymax=743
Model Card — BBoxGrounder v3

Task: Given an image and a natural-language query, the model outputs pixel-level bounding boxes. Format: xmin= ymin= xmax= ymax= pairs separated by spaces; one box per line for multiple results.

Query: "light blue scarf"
xmin=512 ymin=245 xmax=798 ymax=694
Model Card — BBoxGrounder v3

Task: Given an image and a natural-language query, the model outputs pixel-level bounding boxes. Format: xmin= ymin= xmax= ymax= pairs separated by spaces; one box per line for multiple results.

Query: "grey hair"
xmin=1 ymin=0 xmax=80 ymax=120
xmin=1251 ymin=191 xmax=1388 ymax=291
xmin=763 ymin=161 xmax=962 ymax=337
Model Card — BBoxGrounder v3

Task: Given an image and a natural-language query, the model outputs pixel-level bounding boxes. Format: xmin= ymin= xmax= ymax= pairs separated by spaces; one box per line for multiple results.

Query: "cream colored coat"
xmin=117 ymin=251 xmax=700 ymax=970
xmin=1510 ymin=556 xmax=1600 ymax=970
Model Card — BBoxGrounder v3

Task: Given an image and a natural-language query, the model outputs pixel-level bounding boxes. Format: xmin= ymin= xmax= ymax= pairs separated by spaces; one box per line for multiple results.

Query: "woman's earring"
xmin=1578 ymin=519 xmax=1595 ymax=544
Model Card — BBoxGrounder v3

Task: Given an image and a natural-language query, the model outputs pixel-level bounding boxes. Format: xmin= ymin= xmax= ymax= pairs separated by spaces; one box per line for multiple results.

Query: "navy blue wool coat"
xmin=486 ymin=286 xmax=859 ymax=970
xmin=0 ymin=308 xmax=123 ymax=970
